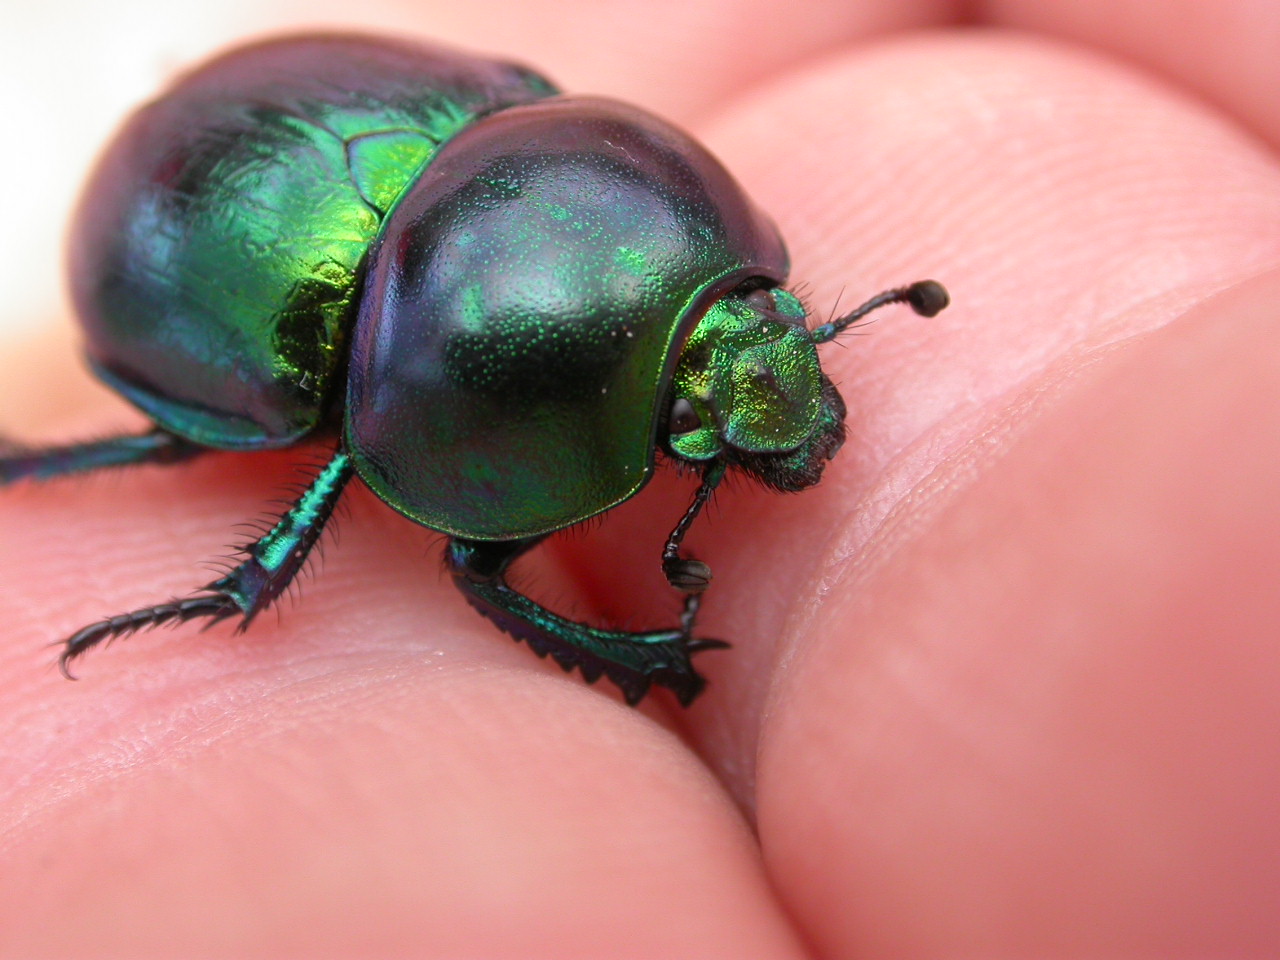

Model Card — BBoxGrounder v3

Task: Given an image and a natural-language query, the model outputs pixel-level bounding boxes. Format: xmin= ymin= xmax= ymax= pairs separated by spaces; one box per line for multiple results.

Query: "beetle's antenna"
xmin=811 ymin=280 xmax=949 ymax=343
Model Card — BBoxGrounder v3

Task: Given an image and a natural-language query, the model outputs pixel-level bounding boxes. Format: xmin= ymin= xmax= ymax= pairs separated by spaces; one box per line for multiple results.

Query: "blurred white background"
xmin=2 ymin=1 xmax=264 ymax=338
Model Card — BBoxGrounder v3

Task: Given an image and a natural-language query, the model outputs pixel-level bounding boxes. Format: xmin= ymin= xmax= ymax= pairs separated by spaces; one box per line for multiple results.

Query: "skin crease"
xmin=2 ymin=2 xmax=1280 ymax=957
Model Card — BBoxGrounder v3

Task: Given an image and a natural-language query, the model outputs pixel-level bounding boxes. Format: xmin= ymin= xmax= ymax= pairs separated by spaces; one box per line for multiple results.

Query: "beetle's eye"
xmin=669 ymin=398 xmax=702 ymax=436
xmin=741 ymin=288 xmax=776 ymax=313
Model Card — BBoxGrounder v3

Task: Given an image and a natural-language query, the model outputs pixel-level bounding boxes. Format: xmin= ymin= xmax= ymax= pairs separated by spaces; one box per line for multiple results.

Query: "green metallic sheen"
xmin=209 ymin=449 xmax=354 ymax=623
xmin=252 ymin=452 xmax=354 ymax=576
xmin=668 ymin=290 xmax=823 ymax=461
xmin=3 ymin=31 xmax=948 ymax=707
xmin=345 ymin=96 xmax=789 ymax=540
xmin=70 ymin=35 xmax=557 ymax=449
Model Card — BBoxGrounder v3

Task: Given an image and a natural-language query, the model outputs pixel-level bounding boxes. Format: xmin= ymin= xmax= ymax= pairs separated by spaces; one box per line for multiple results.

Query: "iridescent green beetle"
xmin=1 ymin=33 xmax=947 ymax=705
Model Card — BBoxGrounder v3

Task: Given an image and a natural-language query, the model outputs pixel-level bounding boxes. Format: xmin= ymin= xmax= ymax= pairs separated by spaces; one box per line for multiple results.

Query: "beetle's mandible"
xmin=1 ymin=34 xmax=947 ymax=705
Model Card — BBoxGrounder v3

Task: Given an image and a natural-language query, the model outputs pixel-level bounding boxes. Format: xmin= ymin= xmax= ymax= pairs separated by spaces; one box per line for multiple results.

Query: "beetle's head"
xmin=663 ymin=280 xmax=947 ymax=491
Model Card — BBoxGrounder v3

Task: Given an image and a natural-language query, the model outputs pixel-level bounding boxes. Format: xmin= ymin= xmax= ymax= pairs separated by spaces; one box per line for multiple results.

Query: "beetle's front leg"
xmin=661 ymin=459 xmax=726 ymax=593
xmin=447 ymin=537 xmax=726 ymax=706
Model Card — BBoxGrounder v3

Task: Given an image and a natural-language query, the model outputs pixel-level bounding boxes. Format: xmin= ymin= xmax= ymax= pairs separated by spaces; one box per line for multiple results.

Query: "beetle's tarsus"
xmin=6 ymin=34 xmax=953 ymax=712
xmin=53 ymin=450 xmax=352 ymax=678
xmin=57 ymin=592 xmax=241 ymax=678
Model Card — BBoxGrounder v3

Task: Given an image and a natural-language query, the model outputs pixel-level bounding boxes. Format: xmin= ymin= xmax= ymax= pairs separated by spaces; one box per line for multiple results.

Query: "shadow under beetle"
xmin=0 ymin=33 xmax=948 ymax=706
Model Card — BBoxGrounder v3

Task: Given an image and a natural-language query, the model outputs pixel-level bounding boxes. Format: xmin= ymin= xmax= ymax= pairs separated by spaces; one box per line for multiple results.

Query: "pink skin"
xmin=3 ymin=2 xmax=1280 ymax=956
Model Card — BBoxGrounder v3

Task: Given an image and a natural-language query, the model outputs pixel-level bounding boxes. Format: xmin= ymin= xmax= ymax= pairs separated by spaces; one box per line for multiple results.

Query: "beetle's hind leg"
xmin=447 ymin=537 xmax=727 ymax=706
xmin=0 ymin=428 xmax=206 ymax=486
xmin=58 ymin=448 xmax=354 ymax=676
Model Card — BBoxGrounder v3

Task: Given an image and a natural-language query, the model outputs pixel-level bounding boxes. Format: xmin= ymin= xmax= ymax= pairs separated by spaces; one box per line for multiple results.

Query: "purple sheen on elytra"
xmin=0 ymin=32 xmax=948 ymax=706
xmin=345 ymin=96 xmax=788 ymax=540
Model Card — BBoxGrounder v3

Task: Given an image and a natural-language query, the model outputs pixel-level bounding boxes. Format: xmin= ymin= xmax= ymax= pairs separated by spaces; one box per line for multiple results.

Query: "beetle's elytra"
xmin=1 ymin=33 xmax=947 ymax=705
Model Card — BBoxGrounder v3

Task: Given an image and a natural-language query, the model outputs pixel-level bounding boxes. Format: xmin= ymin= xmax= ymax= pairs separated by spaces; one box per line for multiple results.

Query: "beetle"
xmin=0 ymin=33 xmax=947 ymax=705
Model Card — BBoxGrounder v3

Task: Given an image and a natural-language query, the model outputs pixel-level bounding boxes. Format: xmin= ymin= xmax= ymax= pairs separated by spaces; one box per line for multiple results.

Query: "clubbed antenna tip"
xmin=905 ymin=279 xmax=949 ymax=317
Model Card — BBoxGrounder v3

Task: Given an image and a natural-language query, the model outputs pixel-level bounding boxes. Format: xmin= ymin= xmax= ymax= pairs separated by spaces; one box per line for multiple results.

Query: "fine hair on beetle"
xmin=2 ymin=32 xmax=948 ymax=706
